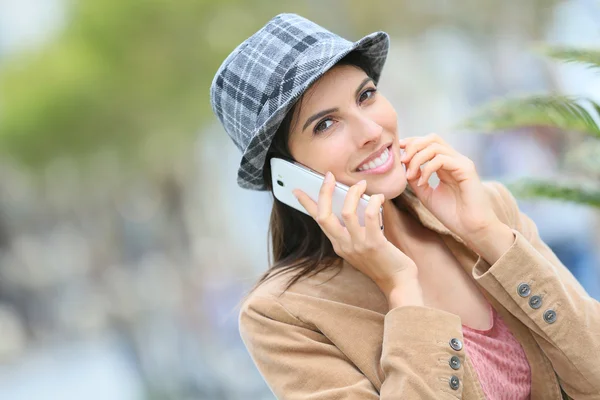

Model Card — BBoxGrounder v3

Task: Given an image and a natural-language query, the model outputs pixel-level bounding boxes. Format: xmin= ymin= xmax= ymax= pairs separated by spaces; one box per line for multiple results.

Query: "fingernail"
xmin=417 ymin=177 xmax=424 ymax=186
xmin=358 ymin=179 xmax=367 ymax=186
xmin=292 ymin=190 xmax=298 ymax=198
xmin=325 ymin=172 xmax=333 ymax=183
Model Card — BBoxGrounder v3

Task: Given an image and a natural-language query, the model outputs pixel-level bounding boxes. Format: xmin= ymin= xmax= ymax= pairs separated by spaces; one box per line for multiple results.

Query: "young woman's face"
xmin=288 ymin=64 xmax=407 ymax=199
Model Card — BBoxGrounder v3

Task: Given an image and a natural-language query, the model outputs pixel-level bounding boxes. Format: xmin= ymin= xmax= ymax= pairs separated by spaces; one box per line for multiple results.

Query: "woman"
xmin=210 ymin=13 xmax=600 ymax=399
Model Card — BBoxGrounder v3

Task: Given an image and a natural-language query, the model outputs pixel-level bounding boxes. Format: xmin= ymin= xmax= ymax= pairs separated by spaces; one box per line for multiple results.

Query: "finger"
xmin=406 ymin=162 xmax=434 ymax=201
xmin=341 ymin=180 xmax=367 ymax=239
xmin=293 ymin=189 xmax=318 ymax=218
xmin=294 ymin=182 xmax=344 ymax=238
xmin=316 ymin=172 xmax=346 ymax=238
xmin=317 ymin=171 xmax=335 ymax=220
xmin=410 ymin=175 xmax=434 ymax=202
xmin=405 ymin=143 xmax=452 ymax=179
xmin=417 ymin=154 xmax=461 ymax=187
xmin=400 ymin=133 xmax=453 ymax=164
xmin=365 ymin=193 xmax=385 ymax=240
xmin=401 ymin=136 xmax=432 ymax=164
xmin=406 ymin=161 xmax=423 ymax=185
xmin=294 ymin=188 xmax=348 ymax=254
xmin=398 ymin=136 xmax=417 ymax=149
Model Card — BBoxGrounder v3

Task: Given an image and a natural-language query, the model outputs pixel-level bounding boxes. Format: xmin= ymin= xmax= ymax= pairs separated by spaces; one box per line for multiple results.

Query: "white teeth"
xmin=380 ymin=149 xmax=389 ymax=162
xmin=358 ymin=147 xmax=390 ymax=171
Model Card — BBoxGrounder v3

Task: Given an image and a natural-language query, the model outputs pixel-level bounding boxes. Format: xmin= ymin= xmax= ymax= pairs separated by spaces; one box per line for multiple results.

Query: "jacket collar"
xmin=394 ymin=190 xmax=467 ymax=246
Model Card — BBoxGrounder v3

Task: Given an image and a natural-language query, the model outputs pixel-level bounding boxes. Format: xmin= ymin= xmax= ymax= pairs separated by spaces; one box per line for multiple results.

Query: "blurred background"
xmin=1 ymin=0 xmax=600 ymax=399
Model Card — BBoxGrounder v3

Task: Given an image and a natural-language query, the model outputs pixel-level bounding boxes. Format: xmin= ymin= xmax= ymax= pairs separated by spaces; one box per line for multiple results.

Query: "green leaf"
xmin=539 ymin=46 xmax=600 ymax=70
xmin=505 ymin=178 xmax=600 ymax=207
xmin=458 ymin=94 xmax=600 ymax=138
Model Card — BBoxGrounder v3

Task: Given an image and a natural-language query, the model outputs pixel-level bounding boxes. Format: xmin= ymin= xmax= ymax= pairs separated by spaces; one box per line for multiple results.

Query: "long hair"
xmin=243 ymin=51 xmax=389 ymax=299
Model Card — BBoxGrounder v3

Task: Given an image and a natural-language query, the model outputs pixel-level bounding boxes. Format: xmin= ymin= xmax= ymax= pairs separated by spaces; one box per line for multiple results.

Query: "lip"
xmin=355 ymin=144 xmax=394 ymax=175
xmin=355 ymin=143 xmax=392 ymax=171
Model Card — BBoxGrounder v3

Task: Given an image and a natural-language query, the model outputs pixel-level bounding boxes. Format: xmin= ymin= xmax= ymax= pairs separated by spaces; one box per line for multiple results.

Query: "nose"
xmin=352 ymin=113 xmax=383 ymax=148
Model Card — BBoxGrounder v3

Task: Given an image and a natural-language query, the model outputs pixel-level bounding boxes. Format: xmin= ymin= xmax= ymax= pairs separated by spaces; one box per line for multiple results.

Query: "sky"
xmin=0 ymin=0 xmax=64 ymax=56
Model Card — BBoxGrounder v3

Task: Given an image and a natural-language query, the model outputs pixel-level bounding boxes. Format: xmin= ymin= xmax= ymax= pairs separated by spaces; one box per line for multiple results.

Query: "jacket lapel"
xmin=397 ymin=191 xmax=564 ymax=399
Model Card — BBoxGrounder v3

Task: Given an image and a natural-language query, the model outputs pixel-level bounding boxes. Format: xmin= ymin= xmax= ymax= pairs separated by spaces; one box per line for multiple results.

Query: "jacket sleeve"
xmin=472 ymin=181 xmax=600 ymax=398
xmin=239 ymin=294 xmax=467 ymax=399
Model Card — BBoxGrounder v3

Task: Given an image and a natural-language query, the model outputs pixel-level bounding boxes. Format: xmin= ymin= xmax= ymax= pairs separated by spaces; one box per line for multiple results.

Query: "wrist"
xmin=465 ymin=222 xmax=515 ymax=265
xmin=374 ymin=266 xmax=419 ymax=296
xmin=383 ymin=278 xmax=424 ymax=310
xmin=459 ymin=216 xmax=503 ymax=242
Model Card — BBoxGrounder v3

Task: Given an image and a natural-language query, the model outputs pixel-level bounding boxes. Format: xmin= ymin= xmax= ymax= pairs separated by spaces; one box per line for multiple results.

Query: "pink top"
xmin=462 ymin=305 xmax=531 ymax=400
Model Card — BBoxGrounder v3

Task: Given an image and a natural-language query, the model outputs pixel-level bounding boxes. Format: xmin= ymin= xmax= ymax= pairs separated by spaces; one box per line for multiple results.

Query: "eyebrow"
xmin=301 ymin=77 xmax=375 ymax=132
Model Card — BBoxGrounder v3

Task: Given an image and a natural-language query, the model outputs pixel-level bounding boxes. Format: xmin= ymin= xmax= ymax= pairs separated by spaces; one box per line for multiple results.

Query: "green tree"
xmin=0 ymin=0 xmax=306 ymax=176
xmin=460 ymin=46 xmax=600 ymax=207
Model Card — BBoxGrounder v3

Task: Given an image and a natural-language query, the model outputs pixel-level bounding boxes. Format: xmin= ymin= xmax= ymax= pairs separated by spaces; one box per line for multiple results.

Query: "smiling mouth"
xmin=356 ymin=145 xmax=392 ymax=172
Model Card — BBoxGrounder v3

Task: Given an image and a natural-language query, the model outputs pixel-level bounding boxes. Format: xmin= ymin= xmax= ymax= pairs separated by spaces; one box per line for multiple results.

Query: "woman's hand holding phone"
xmin=293 ymin=172 xmax=423 ymax=308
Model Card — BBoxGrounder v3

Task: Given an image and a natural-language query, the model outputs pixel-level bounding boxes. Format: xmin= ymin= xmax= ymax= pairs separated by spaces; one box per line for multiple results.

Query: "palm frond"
xmin=459 ymin=95 xmax=600 ymax=138
xmin=505 ymin=178 xmax=600 ymax=207
xmin=539 ymin=46 xmax=600 ymax=70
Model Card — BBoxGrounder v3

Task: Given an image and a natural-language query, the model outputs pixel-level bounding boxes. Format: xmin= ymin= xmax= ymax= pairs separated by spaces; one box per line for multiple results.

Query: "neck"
xmin=382 ymin=197 xmax=438 ymax=260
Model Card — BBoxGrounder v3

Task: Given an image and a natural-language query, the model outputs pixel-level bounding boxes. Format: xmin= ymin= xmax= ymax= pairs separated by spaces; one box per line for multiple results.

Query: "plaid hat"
xmin=210 ymin=13 xmax=390 ymax=190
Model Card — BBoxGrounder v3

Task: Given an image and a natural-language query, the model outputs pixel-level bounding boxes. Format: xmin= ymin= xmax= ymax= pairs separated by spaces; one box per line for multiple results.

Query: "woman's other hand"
xmin=400 ymin=134 xmax=502 ymax=241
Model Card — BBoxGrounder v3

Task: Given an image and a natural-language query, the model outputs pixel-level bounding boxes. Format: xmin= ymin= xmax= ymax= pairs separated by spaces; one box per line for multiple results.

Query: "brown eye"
xmin=314 ymin=119 xmax=334 ymax=134
xmin=359 ymin=88 xmax=377 ymax=104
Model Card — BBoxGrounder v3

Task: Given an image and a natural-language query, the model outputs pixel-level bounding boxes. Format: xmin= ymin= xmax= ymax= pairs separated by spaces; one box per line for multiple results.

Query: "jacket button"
xmin=449 ymin=375 xmax=460 ymax=390
xmin=529 ymin=295 xmax=542 ymax=309
xmin=543 ymin=309 xmax=557 ymax=324
xmin=449 ymin=356 xmax=461 ymax=370
xmin=449 ymin=338 xmax=463 ymax=351
xmin=517 ymin=283 xmax=531 ymax=297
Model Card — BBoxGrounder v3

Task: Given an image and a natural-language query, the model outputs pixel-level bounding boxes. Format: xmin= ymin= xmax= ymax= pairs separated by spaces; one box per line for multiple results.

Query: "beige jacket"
xmin=238 ymin=181 xmax=600 ymax=399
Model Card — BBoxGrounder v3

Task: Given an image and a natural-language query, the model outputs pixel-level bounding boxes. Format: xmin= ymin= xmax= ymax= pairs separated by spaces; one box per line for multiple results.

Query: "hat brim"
xmin=236 ymin=31 xmax=390 ymax=191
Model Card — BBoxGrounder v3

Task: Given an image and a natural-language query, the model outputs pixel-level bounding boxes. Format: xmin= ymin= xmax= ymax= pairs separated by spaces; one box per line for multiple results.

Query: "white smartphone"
xmin=270 ymin=158 xmax=383 ymax=230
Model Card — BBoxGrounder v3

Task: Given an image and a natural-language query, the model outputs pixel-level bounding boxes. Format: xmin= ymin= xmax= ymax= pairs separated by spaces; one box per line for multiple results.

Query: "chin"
xmin=366 ymin=169 xmax=407 ymax=199
xmin=382 ymin=180 xmax=408 ymax=200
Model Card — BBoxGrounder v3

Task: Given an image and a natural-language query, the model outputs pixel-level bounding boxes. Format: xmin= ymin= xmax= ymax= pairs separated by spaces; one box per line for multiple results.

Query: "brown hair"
xmin=242 ymin=52 xmax=385 ymax=299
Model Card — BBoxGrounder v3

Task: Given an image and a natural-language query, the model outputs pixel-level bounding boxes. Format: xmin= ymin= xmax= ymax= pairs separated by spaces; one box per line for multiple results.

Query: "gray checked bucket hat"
xmin=210 ymin=13 xmax=390 ymax=190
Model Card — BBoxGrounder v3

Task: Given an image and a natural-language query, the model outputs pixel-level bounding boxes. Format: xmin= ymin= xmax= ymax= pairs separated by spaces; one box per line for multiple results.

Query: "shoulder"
xmin=238 ymin=266 xmax=328 ymax=328
xmin=237 ymin=266 xmax=336 ymax=340
xmin=238 ymin=260 xmax=387 ymax=332
xmin=238 ymin=287 xmax=306 ymax=333
xmin=237 ymin=270 xmax=307 ymax=345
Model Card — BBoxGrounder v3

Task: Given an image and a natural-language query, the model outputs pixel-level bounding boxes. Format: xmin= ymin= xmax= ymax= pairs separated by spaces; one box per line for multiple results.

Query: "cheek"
xmin=312 ymin=140 xmax=351 ymax=175
xmin=291 ymin=136 xmax=352 ymax=176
